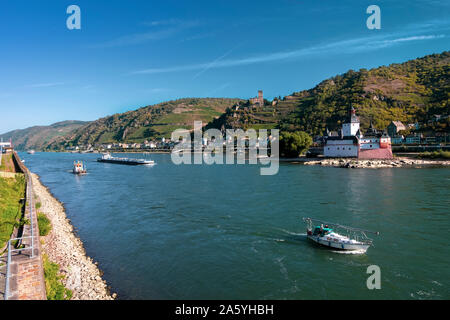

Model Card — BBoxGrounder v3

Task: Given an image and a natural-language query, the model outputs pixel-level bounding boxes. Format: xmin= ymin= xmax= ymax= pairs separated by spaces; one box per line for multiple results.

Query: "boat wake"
xmin=330 ymin=249 xmax=367 ymax=255
xmin=68 ymin=170 xmax=89 ymax=175
xmin=265 ymin=228 xmax=308 ymax=245
xmin=276 ymin=228 xmax=306 ymax=237
xmin=269 ymin=238 xmax=286 ymax=243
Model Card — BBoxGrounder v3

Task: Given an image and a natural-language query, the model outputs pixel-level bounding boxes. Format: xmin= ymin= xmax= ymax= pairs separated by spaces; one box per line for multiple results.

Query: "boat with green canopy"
xmin=303 ymin=217 xmax=379 ymax=253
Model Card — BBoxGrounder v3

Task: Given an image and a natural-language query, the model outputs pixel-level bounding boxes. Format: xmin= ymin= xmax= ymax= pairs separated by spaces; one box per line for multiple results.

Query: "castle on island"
xmin=324 ymin=107 xmax=393 ymax=159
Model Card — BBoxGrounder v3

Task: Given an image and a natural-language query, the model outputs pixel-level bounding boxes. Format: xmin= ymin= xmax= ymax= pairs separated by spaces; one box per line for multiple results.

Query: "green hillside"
xmin=209 ymin=51 xmax=449 ymax=135
xmin=0 ymin=121 xmax=88 ymax=151
xmin=46 ymin=98 xmax=243 ymax=150
xmin=7 ymin=51 xmax=448 ymax=151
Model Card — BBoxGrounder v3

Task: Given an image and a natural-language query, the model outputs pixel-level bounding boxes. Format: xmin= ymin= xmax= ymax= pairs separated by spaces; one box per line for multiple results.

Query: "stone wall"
xmin=358 ymin=148 xmax=393 ymax=159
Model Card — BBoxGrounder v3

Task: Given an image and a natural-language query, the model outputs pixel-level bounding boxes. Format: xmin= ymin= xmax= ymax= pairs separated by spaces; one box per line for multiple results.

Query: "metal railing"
xmin=3 ymin=158 xmax=36 ymax=300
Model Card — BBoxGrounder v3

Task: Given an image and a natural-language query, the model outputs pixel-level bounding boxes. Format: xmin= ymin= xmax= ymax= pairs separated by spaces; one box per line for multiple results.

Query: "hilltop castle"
xmin=324 ymin=107 xmax=393 ymax=159
xmin=249 ymin=90 xmax=264 ymax=106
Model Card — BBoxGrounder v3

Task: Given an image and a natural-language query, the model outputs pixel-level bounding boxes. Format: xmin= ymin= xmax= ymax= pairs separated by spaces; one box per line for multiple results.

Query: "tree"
xmin=279 ymin=131 xmax=312 ymax=158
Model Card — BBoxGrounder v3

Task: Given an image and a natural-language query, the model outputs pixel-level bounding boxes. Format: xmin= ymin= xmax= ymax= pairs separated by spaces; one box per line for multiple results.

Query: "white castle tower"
xmin=342 ymin=106 xmax=360 ymax=137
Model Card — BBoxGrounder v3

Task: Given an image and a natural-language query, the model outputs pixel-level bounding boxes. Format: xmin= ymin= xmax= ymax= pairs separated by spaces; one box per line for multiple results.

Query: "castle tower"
xmin=342 ymin=106 xmax=360 ymax=136
xmin=258 ymin=90 xmax=263 ymax=105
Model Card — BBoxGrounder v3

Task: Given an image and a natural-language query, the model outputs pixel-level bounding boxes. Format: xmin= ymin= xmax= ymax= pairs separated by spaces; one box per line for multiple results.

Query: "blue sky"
xmin=0 ymin=0 xmax=449 ymax=133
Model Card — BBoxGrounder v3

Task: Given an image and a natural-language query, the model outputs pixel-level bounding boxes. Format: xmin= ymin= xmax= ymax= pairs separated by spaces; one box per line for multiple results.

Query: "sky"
xmin=0 ymin=0 xmax=449 ymax=134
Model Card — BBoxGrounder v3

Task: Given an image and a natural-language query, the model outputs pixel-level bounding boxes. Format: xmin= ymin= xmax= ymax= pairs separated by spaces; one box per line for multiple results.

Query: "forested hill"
xmin=7 ymin=51 xmax=449 ymax=151
xmin=45 ymin=98 xmax=243 ymax=150
xmin=0 ymin=121 xmax=88 ymax=151
xmin=208 ymin=51 xmax=449 ymax=135
xmin=278 ymin=51 xmax=450 ymax=134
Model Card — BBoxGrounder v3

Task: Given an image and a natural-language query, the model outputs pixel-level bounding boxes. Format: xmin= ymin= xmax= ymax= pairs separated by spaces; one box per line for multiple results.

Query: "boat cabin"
xmin=312 ymin=226 xmax=333 ymax=237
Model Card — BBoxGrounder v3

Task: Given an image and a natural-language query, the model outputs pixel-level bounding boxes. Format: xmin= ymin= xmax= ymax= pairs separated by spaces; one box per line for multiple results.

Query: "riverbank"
xmin=301 ymin=157 xmax=450 ymax=168
xmin=31 ymin=173 xmax=115 ymax=300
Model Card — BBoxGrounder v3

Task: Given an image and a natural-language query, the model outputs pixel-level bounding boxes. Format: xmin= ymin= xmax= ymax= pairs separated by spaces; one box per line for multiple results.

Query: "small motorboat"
xmin=27 ymin=150 xmax=35 ymax=154
xmin=73 ymin=161 xmax=87 ymax=175
xmin=303 ymin=217 xmax=379 ymax=253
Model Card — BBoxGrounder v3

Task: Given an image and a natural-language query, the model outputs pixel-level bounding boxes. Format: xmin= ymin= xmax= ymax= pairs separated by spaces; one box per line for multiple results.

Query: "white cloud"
xmin=92 ymin=29 xmax=179 ymax=48
xmin=192 ymin=47 xmax=237 ymax=79
xmin=380 ymin=34 xmax=445 ymax=44
xmin=131 ymin=32 xmax=447 ymax=75
xmin=26 ymin=82 xmax=64 ymax=88
xmin=93 ymin=19 xmax=201 ymax=48
xmin=142 ymin=19 xmax=197 ymax=27
xmin=144 ymin=88 xmax=170 ymax=94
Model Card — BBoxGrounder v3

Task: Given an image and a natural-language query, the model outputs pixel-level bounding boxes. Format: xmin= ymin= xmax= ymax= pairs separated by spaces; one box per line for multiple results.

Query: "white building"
xmin=324 ymin=107 xmax=393 ymax=159
xmin=0 ymin=139 xmax=13 ymax=153
xmin=324 ymin=136 xmax=359 ymax=157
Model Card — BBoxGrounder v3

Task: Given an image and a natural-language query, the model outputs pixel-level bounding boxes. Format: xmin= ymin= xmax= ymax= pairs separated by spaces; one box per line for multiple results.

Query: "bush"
xmin=43 ymin=254 xmax=72 ymax=300
xmin=37 ymin=213 xmax=52 ymax=236
xmin=35 ymin=202 xmax=41 ymax=210
xmin=279 ymin=131 xmax=313 ymax=158
xmin=418 ymin=150 xmax=450 ymax=159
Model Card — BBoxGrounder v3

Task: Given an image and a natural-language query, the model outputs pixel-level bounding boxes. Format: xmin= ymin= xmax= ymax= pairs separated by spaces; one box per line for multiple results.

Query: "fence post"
xmin=29 ymin=176 xmax=34 ymax=258
xmin=4 ymin=240 xmax=11 ymax=300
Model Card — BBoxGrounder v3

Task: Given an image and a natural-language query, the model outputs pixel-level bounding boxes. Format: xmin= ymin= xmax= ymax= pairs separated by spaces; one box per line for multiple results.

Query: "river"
xmin=19 ymin=152 xmax=450 ymax=299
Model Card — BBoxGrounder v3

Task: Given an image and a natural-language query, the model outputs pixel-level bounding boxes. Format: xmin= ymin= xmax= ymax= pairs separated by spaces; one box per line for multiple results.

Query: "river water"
xmin=19 ymin=152 xmax=450 ymax=299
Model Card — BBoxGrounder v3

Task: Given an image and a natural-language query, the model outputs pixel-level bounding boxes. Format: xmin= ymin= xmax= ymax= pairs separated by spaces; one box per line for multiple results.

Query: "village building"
xmin=391 ymin=136 xmax=405 ymax=144
xmin=324 ymin=107 xmax=393 ymax=159
xmin=405 ymin=133 xmax=422 ymax=144
xmin=0 ymin=138 xmax=13 ymax=153
xmin=387 ymin=121 xmax=406 ymax=138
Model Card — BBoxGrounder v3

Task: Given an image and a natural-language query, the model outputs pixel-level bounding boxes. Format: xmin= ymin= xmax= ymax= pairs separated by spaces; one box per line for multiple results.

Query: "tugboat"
xmin=73 ymin=161 xmax=87 ymax=175
xmin=303 ymin=217 xmax=379 ymax=253
xmin=97 ymin=153 xmax=155 ymax=166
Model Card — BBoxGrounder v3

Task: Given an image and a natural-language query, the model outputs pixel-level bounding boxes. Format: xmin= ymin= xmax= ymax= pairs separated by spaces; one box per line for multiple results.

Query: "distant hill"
xmin=208 ymin=51 xmax=450 ymax=135
xmin=11 ymin=51 xmax=449 ymax=151
xmin=45 ymin=98 xmax=243 ymax=150
xmin=0 ymin=121 xmax=89 ymax=151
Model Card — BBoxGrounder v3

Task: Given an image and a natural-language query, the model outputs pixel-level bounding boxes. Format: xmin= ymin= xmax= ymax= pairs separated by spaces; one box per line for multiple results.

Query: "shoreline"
xmin=31 ymin=173 xmax=115 ymax=300
xmin=298 ymin=157 xmax=450 ymax=168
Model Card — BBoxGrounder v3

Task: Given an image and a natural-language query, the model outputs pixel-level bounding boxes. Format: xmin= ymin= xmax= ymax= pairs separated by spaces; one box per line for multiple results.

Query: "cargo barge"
xmin=97 ymin=153 xmax=155 ymax=165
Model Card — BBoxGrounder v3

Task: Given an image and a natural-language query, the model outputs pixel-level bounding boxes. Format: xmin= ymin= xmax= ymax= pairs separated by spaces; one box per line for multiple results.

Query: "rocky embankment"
xmin=303 ymin=157 xmax=450 ymax=168
xmin=31 ymin=173 xmax=115 ymax=300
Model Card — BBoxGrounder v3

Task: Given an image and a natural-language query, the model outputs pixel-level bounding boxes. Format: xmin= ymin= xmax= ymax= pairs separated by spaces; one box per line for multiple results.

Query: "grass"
xmin=43 ymin=254 xmax=73 ymax=300
xmin=0 ymin=174 xmax=26 ymax=248
xmin=418 ymin=150 xmax=450 ymax=159
xmin=0 ymin=153 xmax=17 ymax=173
xmin=37 ymin=213 xmax=52 ymax=236
xmin=0 ymin=153 xmax=10 ymax=171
